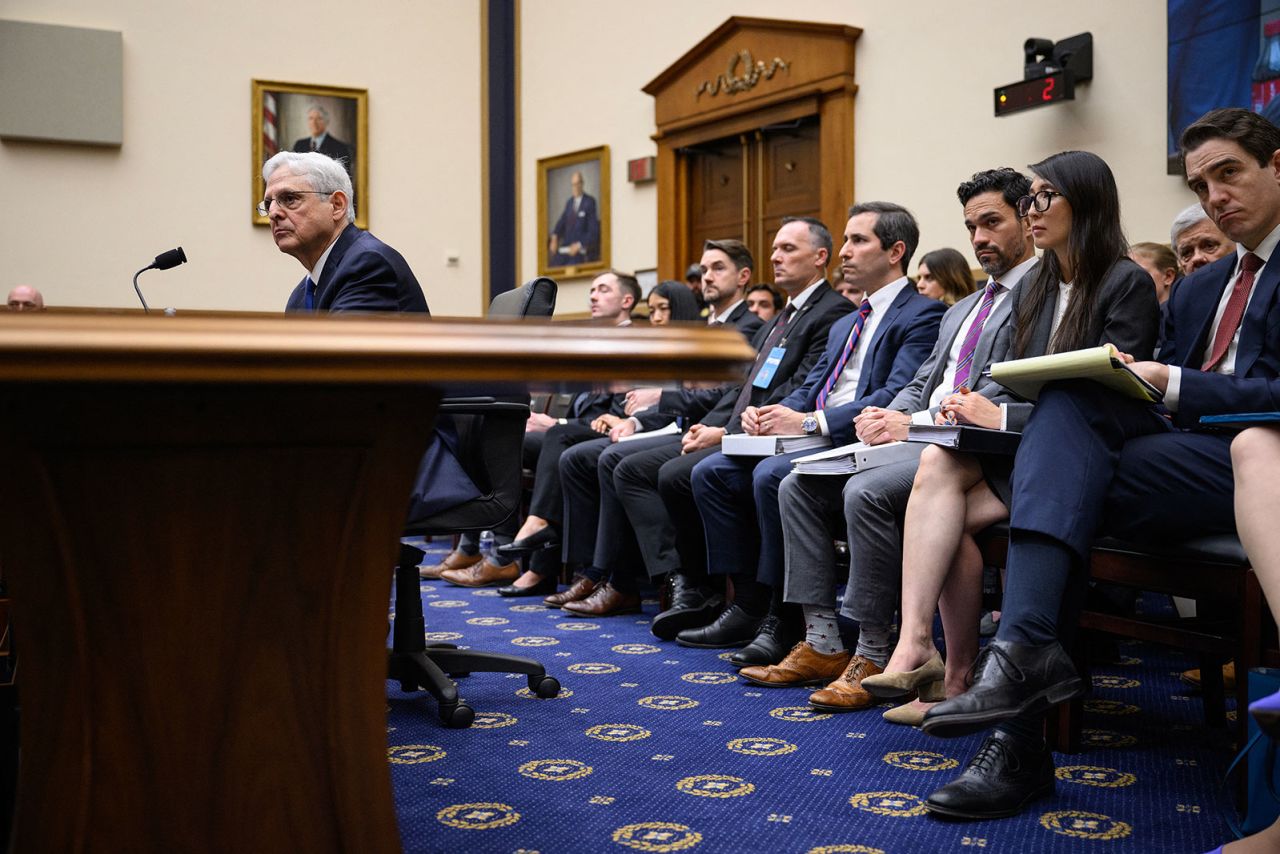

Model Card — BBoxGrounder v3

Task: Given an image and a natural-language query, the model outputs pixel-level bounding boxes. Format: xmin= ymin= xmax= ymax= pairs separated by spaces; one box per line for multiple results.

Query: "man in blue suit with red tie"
xmin=919 ymin=108 xmax=1280 ymax=821
xmin=681 ymin=202 xmax=945 ymax=660
xmin=263 ymin=150 xmax=477 ymax=519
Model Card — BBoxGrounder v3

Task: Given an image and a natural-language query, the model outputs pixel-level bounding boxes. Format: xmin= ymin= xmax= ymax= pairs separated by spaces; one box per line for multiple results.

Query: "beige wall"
xmin=1 ymin=1 xmax=483 ymax=315
xmin=520 ymin=0 xmax=1191 ymax=312
xmin=3 ymin=1 xmax=1194 ymax=317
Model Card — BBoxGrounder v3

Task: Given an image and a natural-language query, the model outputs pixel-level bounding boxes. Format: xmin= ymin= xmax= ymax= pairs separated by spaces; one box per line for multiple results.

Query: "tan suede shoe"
xmin=739 ymin=642 xmax=852 ymax=688
xmin=860 ymin=651 xmax=945 ymax=699
xmin=418 ymin=549 xmax=483 ymax=580
xmin=883 ymin=702 xmax=927 ymax=727
xmin=1180 ymin=661 xmax=1236 ymax=691
xmin=544 ymin=576 xmax=600 ymax=608
xmin=807 ymin=655 xmax=884 ymax=712
xmin=440 ymin=557 xmax=520 ymax=587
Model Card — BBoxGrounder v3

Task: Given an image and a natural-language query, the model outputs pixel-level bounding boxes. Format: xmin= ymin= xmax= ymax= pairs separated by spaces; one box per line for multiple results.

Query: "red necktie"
xmin=1202 ymin=252 xmax=1263 ymax=371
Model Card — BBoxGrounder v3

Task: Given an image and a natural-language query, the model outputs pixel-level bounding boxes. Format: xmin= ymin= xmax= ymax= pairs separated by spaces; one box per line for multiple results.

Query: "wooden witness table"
xmin=0 ymin=311 xmax=753 ymax=853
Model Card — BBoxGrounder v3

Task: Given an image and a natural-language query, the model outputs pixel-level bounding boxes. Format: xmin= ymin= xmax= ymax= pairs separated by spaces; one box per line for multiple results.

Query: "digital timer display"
xmin=994 ymin=71 xmax=1075 ymax=117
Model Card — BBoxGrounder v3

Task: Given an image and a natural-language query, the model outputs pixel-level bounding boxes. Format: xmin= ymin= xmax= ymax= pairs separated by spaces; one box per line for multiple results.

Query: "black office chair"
xmin=387 ymin=277 xmax=560 ymax=727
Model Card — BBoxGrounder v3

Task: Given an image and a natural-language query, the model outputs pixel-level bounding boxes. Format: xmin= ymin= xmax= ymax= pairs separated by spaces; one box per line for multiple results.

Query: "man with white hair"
xmin=261 ymin=151 xmax=427 ymax=313
xmin=260 ymin=152 xmax=473 ymax=520
xmin=291 ymin=104 xmax=353 ymax=172
xmin=1170 ymin=202 xmax=1235 ymax=275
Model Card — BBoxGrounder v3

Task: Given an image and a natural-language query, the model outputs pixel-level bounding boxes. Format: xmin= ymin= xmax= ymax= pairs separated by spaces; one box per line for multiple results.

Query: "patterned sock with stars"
xmin=853 ymin=622 xmax=893 ymax=669
xmin=802 ymin=604 xmax=844 ymax=655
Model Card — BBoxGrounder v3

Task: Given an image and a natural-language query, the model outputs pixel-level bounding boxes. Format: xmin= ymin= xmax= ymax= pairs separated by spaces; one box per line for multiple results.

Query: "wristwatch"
xmin=801 ymin=413 xmax=819 ymax=435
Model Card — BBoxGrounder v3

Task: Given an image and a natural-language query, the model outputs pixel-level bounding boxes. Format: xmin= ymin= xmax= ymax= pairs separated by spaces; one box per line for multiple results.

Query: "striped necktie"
xmin=952 ymin=281 xmax=1001 ymax=391
xmin=815 ymin=299 xmax=872 ymax=409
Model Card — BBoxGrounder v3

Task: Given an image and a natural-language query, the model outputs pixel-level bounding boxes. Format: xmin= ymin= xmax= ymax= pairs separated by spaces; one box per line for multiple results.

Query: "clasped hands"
xmin=741 ymin=404 xmax=806 ymax=436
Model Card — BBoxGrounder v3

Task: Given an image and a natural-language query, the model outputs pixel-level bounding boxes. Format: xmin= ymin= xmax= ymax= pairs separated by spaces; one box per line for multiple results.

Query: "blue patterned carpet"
xmin=386 ymin=539 xmax=1237 ymax=853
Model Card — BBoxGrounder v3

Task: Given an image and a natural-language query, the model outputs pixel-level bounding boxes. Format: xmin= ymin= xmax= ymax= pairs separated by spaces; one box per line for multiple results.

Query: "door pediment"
xmin=644 ymin=16 xmax=861 ymax=134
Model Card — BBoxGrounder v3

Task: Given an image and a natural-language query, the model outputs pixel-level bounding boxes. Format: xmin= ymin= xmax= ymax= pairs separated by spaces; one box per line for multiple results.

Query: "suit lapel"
xmin=1235 ymin=257 xmax=1280 ymax=375
xmin=857 ymin=285 xmax=912 ymax=395
xmin=314 ymin=224 xmax=359 ymax=304
xmin=972 ymin=286 xmax=1016 ymax=374
xmin=1185 ymin=260 xmax=1235 ymax=367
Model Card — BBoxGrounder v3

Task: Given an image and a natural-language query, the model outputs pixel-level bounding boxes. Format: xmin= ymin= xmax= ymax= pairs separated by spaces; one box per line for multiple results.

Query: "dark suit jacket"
xmin=703 ymin=281 xmax=857 ymax=431
xmin=285 ymin=224 xmax=429 ymax=314
xmin=279 ymin=224 xmax=474 ymax=519
xmin=293 ymin=133 xmax=353 ymax=169
xmin=886 ymin=263 xmax=1038 ymax=429
xmin=550 ymin=193 xmax=600 ymax=264
xmin=778 ymin=284 xmax=946 ymax=444
xmin=640 ymin=301 xmax=766 ymax=429
xmin=1163 ymin=252 xmax=1280 ymax=425
xmin=1004 ymin=256 xmax=1160 ymax=426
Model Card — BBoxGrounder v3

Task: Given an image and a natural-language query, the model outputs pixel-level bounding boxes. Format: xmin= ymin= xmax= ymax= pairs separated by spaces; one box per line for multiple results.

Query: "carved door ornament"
xmin=697 ymin=49 xmax=790 ymax=98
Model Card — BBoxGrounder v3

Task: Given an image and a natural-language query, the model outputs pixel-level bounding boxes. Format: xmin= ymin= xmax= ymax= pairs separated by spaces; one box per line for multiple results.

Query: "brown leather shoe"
xmin=740 ymin=642 xmax=851 ymax=688
xmin=544 ymin=576 xmax=600 ymax=608
xmin=439 ymin=557 xmax=520 ymax=587
xmin=808 ymin=655 xmax=885 ymax=712
xmin=418 ymin=549 xmax=483 ymax=580
xmin=1181 ymin=660 xmax=1236 ymax=691
xmin=562 ymin=583 xmax=641 ymax=617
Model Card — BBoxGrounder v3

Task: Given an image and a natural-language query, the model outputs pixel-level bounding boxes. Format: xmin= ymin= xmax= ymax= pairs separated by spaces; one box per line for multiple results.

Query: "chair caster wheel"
xmin=440 ymin=702 xmax=474 ymax=728
xmin=529 ymin=675 xmax=560 ymax=698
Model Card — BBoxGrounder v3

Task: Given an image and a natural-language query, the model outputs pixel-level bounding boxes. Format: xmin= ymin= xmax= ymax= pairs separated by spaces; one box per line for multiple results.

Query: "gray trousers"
xmin=778 ymin=458 xmax=919 ymax=627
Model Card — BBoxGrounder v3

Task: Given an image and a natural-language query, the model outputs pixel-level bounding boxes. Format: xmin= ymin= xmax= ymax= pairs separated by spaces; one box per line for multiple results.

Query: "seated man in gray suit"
xmin=760 ymin=169 xmax=1037 ymax=715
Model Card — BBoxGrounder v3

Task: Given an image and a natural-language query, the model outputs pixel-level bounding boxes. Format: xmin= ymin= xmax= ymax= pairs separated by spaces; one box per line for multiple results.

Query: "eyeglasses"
xmin=256 ymin=190 xmax=330 ymax=216
xmin=1015 ymin=190 xmax=1064 ymax=217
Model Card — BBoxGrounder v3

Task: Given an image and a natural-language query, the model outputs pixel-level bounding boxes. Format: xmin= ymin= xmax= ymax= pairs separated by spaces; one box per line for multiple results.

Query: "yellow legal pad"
xmin=988 ymin=343 xmax=1163 ymax=403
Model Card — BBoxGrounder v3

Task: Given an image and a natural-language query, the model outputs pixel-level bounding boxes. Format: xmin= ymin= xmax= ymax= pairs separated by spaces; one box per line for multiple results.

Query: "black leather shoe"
xmin=651 ymin=574 xmax=724 ymax=641
xmin=729 ymin=615 xmax=801 ymax=667
xmin=925 ymin=731 xmax=1055 ymax=820
xmin=497 ymin=574 xmax=557 ymax=597
xmin=921 ymin=638 xmax=1084 ymax=739
xmin=495 ymin=526 xmax=560 ymax=557
xmin=675 ymin=605 xmax=763 ymax=648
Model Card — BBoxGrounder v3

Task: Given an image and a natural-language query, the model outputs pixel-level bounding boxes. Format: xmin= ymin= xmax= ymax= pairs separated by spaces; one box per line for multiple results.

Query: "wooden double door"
xmin=686 ymin=115 xmax=822 ymax=278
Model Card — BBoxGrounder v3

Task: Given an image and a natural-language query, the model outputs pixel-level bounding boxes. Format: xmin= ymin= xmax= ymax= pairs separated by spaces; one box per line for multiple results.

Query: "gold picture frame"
xmin=251 ymin=80 xmax=369 ymax=229
xmin=538 ymin=145 xmax=610 ymax=277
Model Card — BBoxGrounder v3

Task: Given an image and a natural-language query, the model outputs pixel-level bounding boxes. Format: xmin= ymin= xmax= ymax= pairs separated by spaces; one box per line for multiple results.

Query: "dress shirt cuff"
xmin=557 ymin=417 xmax=568 ymax=425
xmin=1164 ymin=366 xmax=1182 ymax=412
xmin=627 ymin=416 xmax=642 ymax=430
xmin=816 ymin=410 xmax=830 ymax=436
xmin=1000 ymin=404 xmax=1008 ymax=432
xmin=910 ymin=409 xmax=933 ymax=426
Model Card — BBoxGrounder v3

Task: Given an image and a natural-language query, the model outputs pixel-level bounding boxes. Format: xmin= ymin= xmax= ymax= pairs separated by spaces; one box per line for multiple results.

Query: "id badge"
xmin=753 ymin=346 xmax=786 ymax=388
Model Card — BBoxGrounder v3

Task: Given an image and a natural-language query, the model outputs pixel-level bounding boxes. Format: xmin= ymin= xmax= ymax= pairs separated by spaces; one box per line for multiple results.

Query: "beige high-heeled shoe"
xmin=860 ymin=652 xmax=945 ymax=699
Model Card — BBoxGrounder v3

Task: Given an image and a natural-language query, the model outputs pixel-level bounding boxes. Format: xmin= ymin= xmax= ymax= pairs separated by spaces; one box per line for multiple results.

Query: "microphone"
xmin=133 ymin=247 xmax=187 ymax=313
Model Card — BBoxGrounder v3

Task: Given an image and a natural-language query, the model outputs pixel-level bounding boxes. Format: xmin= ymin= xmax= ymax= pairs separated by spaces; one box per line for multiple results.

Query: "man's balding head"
xmin=7 ymin=286 xmax=44 ymax=311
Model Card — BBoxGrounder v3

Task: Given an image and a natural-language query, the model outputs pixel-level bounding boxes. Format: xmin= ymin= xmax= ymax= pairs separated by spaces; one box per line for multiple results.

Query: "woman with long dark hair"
xmin=860 ymin=150 xmax=1160 ymax=724
xmin=915 ymin=247 xmax=978 ymax=306
xmin=646 ymin=279 xmax=702 ymax=324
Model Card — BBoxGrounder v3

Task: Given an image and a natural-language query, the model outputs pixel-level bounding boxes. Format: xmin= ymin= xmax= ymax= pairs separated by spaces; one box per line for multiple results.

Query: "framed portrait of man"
xmin=538 ymin=146 xmax=610 ymax=277
xmin=251 ymin=80 xmax=369 ymax=229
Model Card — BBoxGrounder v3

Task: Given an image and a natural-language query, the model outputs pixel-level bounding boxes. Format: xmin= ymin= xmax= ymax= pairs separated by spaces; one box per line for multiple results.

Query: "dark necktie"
xmin=815 ymin=299 xmax=872 ymax=409
xmin=310 ymin=139 xmax=319 ymax=152
xmin=303 ymin=276 xmax=317 ymax=311
xmin=952 ymin=281 xmax=1002 ymax=391
xmin=728 ymin=302 xmax=796 ymax=427
xmin=1203 ymin=252 xmax=1263 ymax=371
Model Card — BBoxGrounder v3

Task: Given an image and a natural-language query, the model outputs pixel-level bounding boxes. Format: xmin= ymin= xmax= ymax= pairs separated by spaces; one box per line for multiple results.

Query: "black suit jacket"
xmin=703 ymin=281 xmax=857 ymax=431
xmin=285 ymin=224 xmax=429 ymax=314
xmin=639 ymin=300 xmax=768 ymax=429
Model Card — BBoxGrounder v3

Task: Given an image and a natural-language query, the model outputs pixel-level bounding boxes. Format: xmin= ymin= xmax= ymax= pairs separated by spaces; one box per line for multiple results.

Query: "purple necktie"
xmin=952 ymin=281 xmax=1001 ymax=391
xmin=815 ymin=299 xmax=872 ymax=409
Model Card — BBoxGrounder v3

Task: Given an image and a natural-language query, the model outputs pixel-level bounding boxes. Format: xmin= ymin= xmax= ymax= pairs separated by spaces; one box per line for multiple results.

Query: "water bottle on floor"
xmin=479 ymin=530 xmax=494 ymax=558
